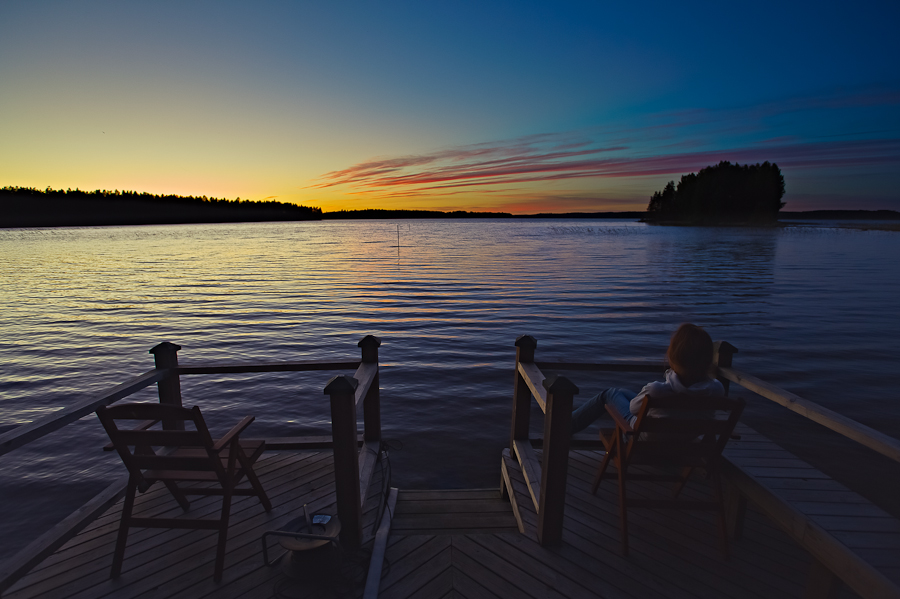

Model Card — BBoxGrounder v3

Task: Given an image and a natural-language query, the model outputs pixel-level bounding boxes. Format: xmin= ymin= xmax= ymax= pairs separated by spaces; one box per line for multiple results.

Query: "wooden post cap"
xmin=713 ymin=341 xmax=739 ymax=366
xmin=358 ymin=335 xmax=381 ymax=363
xmin=515 ymin=335 xmax=537 ymax=350
xmin=542 ymin=374 xmax=579 ymax=396
xmin=324 ymin=375 xmax=359 ymax=395
xmin=358 ymin=335 xmax=382 ymax=349
xmin=149 ymin=342 xmax=182 ymax=355
xmin=714 ymin=341 xmax=738 ymax=355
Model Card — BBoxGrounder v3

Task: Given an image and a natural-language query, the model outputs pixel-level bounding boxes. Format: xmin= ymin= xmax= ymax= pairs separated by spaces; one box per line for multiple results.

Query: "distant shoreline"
xmin=2 ymin=191 xmax=899 ymax=228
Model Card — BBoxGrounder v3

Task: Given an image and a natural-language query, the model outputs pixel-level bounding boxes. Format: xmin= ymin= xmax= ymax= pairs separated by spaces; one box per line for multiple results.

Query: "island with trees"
xmin=0 ymin=186 xmax=322 ymax=227
xmin=646 ymin=161 xmax=785 ymax=224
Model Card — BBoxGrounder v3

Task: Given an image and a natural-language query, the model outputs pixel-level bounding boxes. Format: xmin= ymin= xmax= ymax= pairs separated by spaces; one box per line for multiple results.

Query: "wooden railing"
xmin=0 ymin=335 xmax=382 ymax=595
xmin=507 ymin=336 xmax=900 ymax=547
xmin=508 ymin=335 xmax=580 ymax=546
xmin=713 ymin=342 xmax=900 ymax=465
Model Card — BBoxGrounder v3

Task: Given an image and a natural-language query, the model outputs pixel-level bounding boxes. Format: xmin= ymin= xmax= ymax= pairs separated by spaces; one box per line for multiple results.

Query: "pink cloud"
xmin=311 ymin=136 xmax=900 ymax=196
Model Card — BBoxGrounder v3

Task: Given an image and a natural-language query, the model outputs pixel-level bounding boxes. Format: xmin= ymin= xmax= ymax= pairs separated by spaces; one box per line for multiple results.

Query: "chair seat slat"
xmin=115 ymin=430 xmax=204 ymax=447
xmin=636 ymin=418 xmax=733 ymax=434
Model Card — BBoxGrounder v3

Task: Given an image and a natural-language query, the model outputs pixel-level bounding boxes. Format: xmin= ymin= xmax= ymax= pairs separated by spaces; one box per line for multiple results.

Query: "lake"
xmin=1 ymin=219 xmax=899 ymax=560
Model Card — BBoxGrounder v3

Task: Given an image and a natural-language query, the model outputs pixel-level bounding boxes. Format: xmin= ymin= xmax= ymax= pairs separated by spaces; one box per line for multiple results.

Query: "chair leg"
xmin=214 ymin=486 xmax=233 ymax=583
xmin=111 ymin=479 xmax=137 ymax=578
xmin=591 ymin=445 xmax=614 ymax=495
xmin=713 ymin=473 xmax=730 ymax=560
xmin=672 ymin=466 xmax=693 ymax=498
xmin=617 ymin=457 xmax=629 ymax=557
xmin=238 ymin=450 xmax=272 ymax=512
xmin=724 ymin=481 xmax=747 ymax=540
xmin=164 ymin=480 xmax=191 ymax=511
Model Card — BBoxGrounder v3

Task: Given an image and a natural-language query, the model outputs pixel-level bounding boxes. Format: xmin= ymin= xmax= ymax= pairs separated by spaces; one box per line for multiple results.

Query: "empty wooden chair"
xmin=591 ymin=393 xmax=744 ymax=558
xmin=97 ymin=403 xmax=272 ymax=582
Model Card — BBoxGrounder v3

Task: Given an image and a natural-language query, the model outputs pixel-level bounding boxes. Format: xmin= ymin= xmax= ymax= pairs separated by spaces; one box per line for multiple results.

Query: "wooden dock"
xmin=2 ymin=445 xmax=859 ymax=599
xmin=1 ymin=335 xmax=899 ymax=599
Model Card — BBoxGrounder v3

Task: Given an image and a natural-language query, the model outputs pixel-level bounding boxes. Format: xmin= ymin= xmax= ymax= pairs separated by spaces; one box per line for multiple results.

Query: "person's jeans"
xmin=571 ymin=387 xmax=636 ymax=434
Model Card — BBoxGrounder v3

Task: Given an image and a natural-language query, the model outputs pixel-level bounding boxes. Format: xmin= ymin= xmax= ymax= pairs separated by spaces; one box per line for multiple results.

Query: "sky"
xmin=1 ymin=0 xmax=899 ymax=213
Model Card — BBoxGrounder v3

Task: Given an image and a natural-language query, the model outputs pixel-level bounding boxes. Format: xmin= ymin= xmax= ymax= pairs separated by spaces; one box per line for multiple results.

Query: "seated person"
xmin=571 ymin=323 xmax=725 ymax=434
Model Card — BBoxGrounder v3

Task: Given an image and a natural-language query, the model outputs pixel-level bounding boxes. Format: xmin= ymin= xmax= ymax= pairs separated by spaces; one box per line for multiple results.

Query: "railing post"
xmin=713 ymin=341 xmax=739 ymax=395
xmin=510 ymin=335 xmax=537 ymax=451
xmin=538 ymin=374 xmax=578 ymax=546
xmin=324 ymin=374 xmax=361 ymax=549
xmin=359 ymin=335 xmax=382 ymax=443
xmin=149 ymin=342 xmax=184 ymax=431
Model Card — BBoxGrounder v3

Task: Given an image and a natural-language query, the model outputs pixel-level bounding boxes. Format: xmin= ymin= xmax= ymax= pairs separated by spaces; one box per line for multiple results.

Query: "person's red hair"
xmin=666 ymin=323 xmax=714 ymax=384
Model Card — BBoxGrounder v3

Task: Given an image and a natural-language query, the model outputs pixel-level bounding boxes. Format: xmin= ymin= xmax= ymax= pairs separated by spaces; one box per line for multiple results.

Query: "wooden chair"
xmin=96 ymin=403 xmax=272 ymax=582
xmin=591 ymin=393 xmax=744 ymax=558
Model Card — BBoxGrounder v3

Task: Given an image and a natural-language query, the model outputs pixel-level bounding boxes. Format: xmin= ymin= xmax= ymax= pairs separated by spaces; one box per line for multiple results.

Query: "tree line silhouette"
xmin=1 ymin=186 xmax=321 ymax=217
xmin=646 ymin=161 xmax=785 ymax=223
xmin=1 ymin=186 xmax=321 ymax=227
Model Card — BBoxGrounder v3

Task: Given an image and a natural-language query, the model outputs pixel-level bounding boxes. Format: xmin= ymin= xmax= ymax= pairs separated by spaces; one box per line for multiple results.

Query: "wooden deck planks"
xmin=562 ymin=453 xmax=809 ymax=598
xmin=377 ymin=449 xmax=820 ymax=599
xmin=5 ymin=449 xmax=389 ymax=599
xmin=8 ymin=452 xmax=334 ymax=599
xmin=391 ymin=490 xmax=519 ymax=536
xmin=22 ymin=451 xmax=309 ymax=582
xmin=724 ymin=423 xmax=900 ymax=592
xmin=504 ymin=448 xmax=825 ymax=599
xmin=45 ymin=457 xmax=338 ymax=599
xmin=8 ymin=440 xmax=890 ymax=599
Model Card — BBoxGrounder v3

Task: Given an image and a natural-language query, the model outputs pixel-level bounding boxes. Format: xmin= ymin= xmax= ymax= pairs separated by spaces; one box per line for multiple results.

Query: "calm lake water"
xmin=1 ymin=219 xmax=899 ymax=560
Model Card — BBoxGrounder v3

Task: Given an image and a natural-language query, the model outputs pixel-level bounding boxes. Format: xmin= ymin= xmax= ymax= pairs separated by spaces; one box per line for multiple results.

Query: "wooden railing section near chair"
xmin=504 ymin=335 xmax=900 ymax=599
xmin=0 ymin=335 xmax=383 ymax=596
xmin=507 ymin=334 xmax=580 ymax=546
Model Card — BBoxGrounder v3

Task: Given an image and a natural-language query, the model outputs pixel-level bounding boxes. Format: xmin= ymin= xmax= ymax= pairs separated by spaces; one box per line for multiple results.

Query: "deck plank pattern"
xmin=391 ymin=490 xmax=519 ymax=536
xmin=4 ymin=450 xmax=387 ymax=599
xmin=724 ymin=424 xmax=900 ymax=587
xmin=5 ymin=446 xmax=871 ymax=599
xmin=379 ymin=449 xmax=862 ymax=599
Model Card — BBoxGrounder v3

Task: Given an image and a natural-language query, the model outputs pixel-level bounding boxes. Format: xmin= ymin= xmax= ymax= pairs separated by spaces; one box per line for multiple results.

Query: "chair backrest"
xmin=97 ymin=403 xmax=227 ymax=488
xmin=625 ymin=394 xmax=745 ymax=468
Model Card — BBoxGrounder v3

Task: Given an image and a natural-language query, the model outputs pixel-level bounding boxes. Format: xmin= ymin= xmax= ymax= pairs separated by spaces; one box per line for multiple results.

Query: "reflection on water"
xmin=0 ymin=219 xmax=899 ymax=560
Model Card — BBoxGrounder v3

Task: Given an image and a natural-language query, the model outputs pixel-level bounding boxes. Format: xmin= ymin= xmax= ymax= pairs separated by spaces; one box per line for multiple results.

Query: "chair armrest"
xmin=103 ymin=419 xmax=160 ymax=451
xmin=605 ymin=404 xmax=634 ymax=433
xmin=213 ymin=415 xmax=255 ymax=452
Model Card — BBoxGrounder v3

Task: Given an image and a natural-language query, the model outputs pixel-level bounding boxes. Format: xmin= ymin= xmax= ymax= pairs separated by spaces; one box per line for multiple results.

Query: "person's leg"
xmin=604 ymin=388 xmax=637 ymax=421
xmin=571 ymin=388 xmax=636 ymax=434
xmin=571 ymin=391 xmax=607 ymax=434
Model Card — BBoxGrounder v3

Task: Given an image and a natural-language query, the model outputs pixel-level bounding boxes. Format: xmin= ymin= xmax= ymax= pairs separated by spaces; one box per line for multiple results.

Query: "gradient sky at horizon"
xmin=2 ymin=1 xmax=899 ymax=213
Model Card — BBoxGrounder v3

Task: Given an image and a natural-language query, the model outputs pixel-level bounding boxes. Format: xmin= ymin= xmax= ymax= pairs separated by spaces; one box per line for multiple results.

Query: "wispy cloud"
xmin=309 ymin=84 xmax=900 ymax=209
xmin=312 ymin=135 xmax=900 ymax=198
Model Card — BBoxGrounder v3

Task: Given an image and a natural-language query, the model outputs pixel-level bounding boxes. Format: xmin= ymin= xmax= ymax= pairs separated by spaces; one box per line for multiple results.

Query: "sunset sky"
xmin=2 ymin=1 xmax=899 ymax=213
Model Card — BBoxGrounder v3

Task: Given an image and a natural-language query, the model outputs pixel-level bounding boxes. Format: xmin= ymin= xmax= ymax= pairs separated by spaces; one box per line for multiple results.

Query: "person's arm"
xmin=629 ymin=382 xmax=654 ymax=415
xmin=628 ymin=392 xmax=646 ymax=417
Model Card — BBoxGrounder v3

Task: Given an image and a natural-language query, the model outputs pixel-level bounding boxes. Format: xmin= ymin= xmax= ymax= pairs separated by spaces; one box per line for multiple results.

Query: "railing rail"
xmin=0 ymin=369 xmax=167 ymax=457
xmin=717 ymin=366 xmax=900 ymax=465
xmin=177 ymin=360 xmax=360 ymax=375
xmin=0 ymin=335 xmax=382 ymax=594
